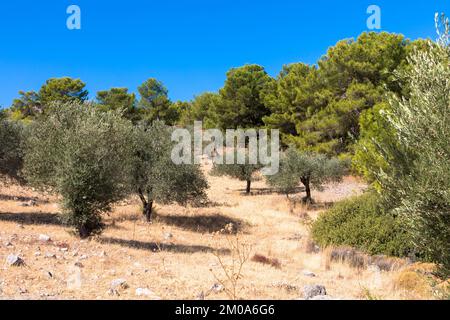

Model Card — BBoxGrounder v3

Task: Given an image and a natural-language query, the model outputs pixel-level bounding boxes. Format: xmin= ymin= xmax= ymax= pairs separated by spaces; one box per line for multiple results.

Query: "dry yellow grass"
xmin=0 ymin=167 xmax=444 ymax=300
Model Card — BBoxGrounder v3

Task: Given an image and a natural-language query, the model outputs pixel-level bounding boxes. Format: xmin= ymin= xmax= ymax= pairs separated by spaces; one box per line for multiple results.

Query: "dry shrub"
xmin=210 ymin=224 xmax=252 ymax=300
xmin=394 ymin=263 xmax=450 ymax=300
xmin=323 ymin=246 xmax=408 ymax=272
xmin=301 ymin=236 xmax=319 ymax=254
xmin=434 ymin=280 xmax=450 ymax=300
xmin=369 ymin=255 xmax=407 ymax=272
xmin=251 ymin=254 xmax=281 ymax=269
xmin=298 ymin=211 xmax=313 ymax=226
xmin=324 ymin=246 xmax=368 ymax=270
xmin=394 ymin=270 xmax=431 ymax=298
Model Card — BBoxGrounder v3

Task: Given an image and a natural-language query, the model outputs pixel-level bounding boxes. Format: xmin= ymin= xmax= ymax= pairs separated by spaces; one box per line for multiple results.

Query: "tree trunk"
xmin=305 ymin=183 xmax=312 ymax=203
xmin=79 ymin=224 xmax=89 ymax=239
xmin=143 ymin=200 xmax=154 ymax=222
xmin=138 ymin=188 xmax=154 ymax=222
xmin=246 ymin=180 xmax=251 ymax=194
xmin=301 ymin=178 xmax=313 ymax=203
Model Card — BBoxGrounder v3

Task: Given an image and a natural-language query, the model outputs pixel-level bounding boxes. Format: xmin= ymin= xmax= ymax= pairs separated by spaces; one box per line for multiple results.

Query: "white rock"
xmin=302 ymin=270 xmax=316 ymax=277
xmin=6 ymin=254 xmax=25 ymax=267
xmin=67 ymin=267 xmax=82 ymax=290
xmin=209 ymin=283 xmax=224 ymax=293
xmin=111 ymin=278 xmax=128 ymax=290
xmin=164 ymin=232 xmax=173 ymax=240
xmin=303 ymin=284 xmax=327 ymax=299
xmin=39 ymin=234 xmax=51 ymax=242
xmin=135 ymin=288 xmax=153 ymax=297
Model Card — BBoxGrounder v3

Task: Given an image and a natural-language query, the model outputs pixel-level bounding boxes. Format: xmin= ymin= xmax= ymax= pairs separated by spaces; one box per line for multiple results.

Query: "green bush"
xmin=0 ymin=119 xmax=25 ymax=181
xmin=131 ymin=121 xmax=209 ymax=221
xmin=211 ymin=149 xmax=262 ymax=194
xmin=266 ymin=147 xmax=345 ymax=202
xmin=23 ymin=102 xmax=134 ymax=238
xmin=362 ymin=17 xmax=450 ymax=277
xmin=311 ymin=192 xmax=413 ymax=257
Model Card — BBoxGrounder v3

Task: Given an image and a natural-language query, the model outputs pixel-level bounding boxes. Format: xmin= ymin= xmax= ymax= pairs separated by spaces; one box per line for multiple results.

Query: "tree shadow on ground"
xmin=98 ymin=237 xmax=230 ymax=255
xmin=202 ymin=200 xmax=234 ymax=208
xmin=155 ymin=212 xmax=248 ymax=234
xmin=0 ymin=194 xmax=49 ymax=204
xmin=0 ymin=211 xmax=61 ymax=226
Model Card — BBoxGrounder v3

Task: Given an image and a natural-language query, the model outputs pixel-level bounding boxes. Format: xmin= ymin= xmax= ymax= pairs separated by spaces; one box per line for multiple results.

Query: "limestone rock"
xmin=303 ymin=284 xmax=327 ymax=299
xmin=6 ymin=254 xmax=25 ymax=267
xmin=302 ymin=270 xmax=316 ymax=277
xmin=39 ymin=234 xmax=51 ymax=242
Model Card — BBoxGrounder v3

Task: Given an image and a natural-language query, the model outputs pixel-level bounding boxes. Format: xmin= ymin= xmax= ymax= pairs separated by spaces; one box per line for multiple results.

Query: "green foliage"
xmin=370 ymin=23 xmax=450 ymax=276
xmin=267 ymin=147 xmax=345 ymax=202
xmin=137 ymin=78 xmax=179 ymax=125
xmin=39 ymin=77 xmax=88 ymax=106
xmin=262 ymin=63 xmax=322 ymax=144
xmin=171 ymin=100 xmax=191 ymax=125
xmin=212 ymin=65 xmax=274 ymax=129
xmin=23 ymin=102 xmax=134 ymax=237
xmin=211 ymin=149 xmax=262 ymax=194
xmin=179 ymin=92 xmax=220 ymax=128
xmin=0 ymin=119 xmax=25 ymax=181
xmin=11 ymin=91 xmax=42 ymax=120
xmin=96 ymin=87 xmax=136 ymax=119
xmin=352 ymin=102 xmax=395 ymax=188
xmin=131 ymin=121 xmax=208 ymax=221
xmin=266 ymin=32 xmax=415 ymax=155
xmin=311 ymin=192 xmax=413 ymax=257
xmin=8 ymin=78 xmax=88 ymax=120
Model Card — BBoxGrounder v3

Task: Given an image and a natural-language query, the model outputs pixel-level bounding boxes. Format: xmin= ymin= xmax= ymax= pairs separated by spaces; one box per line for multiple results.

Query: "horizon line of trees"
xmin=2 ymin=31 xmax=427 ymax=158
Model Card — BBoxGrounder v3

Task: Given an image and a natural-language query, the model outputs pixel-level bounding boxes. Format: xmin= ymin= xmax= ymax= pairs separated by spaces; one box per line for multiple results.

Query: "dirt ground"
xmin=0 ymin=162 xmax=446 ymax=300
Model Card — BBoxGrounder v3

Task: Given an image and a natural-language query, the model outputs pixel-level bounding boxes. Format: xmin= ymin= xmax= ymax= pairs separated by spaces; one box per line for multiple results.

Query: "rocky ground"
xmin=0 ymin=168 xmax=447 ymax=300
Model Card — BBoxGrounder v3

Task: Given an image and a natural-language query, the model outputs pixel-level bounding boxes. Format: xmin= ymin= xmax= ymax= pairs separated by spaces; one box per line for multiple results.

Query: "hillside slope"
xmin=0 ymin=166 xmax=441 ymax=300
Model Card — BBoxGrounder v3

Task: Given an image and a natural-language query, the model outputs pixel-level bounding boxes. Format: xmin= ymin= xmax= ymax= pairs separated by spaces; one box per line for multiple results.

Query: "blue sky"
xmin=1 ymin=0 xmax=449 ymax=108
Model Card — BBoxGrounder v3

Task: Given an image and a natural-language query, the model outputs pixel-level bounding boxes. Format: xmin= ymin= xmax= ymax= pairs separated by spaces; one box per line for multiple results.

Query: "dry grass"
xmin=0 ymin=165 xmax=443 ymax=300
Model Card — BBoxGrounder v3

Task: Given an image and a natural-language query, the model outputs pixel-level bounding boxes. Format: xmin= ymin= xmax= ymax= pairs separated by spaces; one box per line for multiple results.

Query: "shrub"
xmin=131 ymin=121 xmax=208 ymax=221
xmin=311 ymin=192 xmax=413 ymax=257
xmin=266 ymin=147 xmax=345 ymax=203
xmin=251 ymin=254 xmax=282 ymax=269
xmin=23 ymin=102 xmax=134 ymax=237
xmin=366 ymin=16 xmax=450 ymax=276
xmin=0 ymin=119 xmax=25 ymax=181
xmin=211 ymin=149 xmax=262 ymax=194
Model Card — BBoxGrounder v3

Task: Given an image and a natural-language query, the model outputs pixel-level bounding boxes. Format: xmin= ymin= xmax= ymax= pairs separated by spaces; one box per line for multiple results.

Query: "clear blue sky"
xmin=1 ymin=0 xmax=449 ymax=108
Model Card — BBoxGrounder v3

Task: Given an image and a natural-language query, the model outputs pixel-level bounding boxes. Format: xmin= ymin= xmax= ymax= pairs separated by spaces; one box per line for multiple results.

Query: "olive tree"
xmin=131 ymin=121 xmax=208 ymax=222
xmin=211 ymin=149 xmax=262 ymax=194
xmin=23 ymin=102 xmax=134 ymax=238
xmin=267 ymin=148 xmax=345 ymax=203
xmin=0 ymin=118 xmax=25 ymax=181
xmin=371 ymin=15 xmax=450 ymax=276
